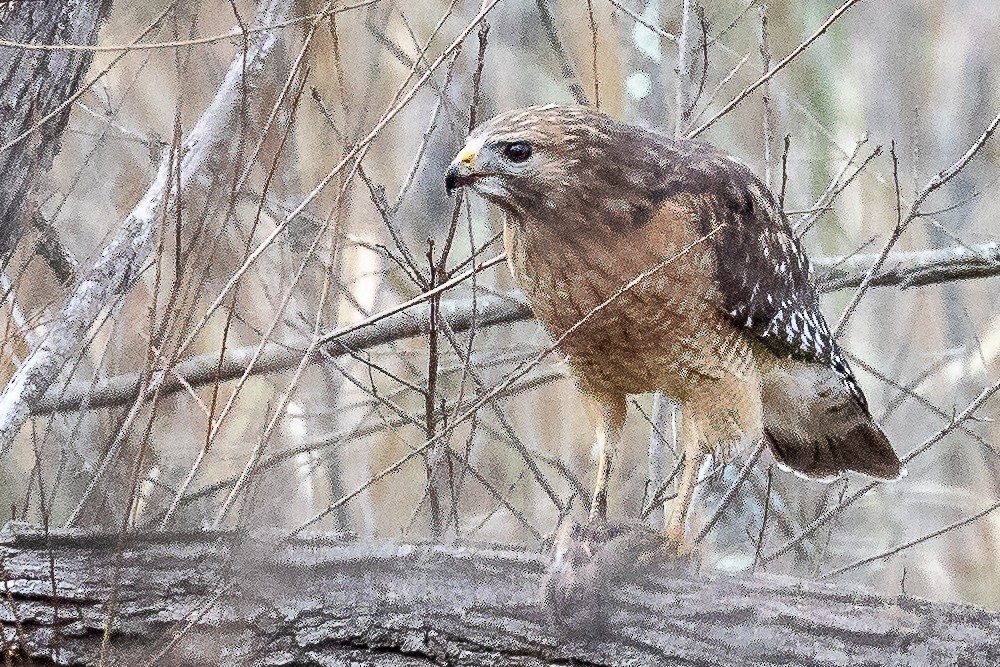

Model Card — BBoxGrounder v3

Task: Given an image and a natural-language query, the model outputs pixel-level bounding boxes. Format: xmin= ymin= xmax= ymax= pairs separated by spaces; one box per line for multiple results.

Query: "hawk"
xmin=445 ymin=104 xmax=902 ymax=547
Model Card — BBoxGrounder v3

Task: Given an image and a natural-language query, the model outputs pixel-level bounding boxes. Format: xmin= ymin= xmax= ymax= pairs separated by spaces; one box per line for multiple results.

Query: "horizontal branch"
xmin=35 ymin=292 xmax=532 ymax=414
xmin=32 ymin=241 xmax=1000 ymax=416
xmin=812 ymin=241 xmax=1000 ymax=291
xmin=1 ymin=526 xmax=997 ymax=666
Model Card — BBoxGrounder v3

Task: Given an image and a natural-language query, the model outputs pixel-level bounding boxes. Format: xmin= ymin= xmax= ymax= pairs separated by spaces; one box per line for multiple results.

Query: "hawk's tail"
xmin=760 ymin=361 xmax=904 ymax=481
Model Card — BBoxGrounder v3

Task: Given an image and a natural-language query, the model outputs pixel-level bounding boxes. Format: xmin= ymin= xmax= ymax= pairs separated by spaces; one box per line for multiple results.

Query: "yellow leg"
xmin=581 ymin=392 xmax=626 ymax=523
xmin=664 ymin=411 xmax=707 ymax=546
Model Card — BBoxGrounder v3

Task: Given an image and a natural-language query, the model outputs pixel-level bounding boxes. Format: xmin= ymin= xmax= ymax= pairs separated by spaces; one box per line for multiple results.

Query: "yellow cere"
xmin=455 ymin=145 xmax=477 ymax=167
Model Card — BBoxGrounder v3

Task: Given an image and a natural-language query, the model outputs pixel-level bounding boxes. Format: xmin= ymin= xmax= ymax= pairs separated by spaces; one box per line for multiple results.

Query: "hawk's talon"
xmin=541 ymin=518 xmax=696 ymax=632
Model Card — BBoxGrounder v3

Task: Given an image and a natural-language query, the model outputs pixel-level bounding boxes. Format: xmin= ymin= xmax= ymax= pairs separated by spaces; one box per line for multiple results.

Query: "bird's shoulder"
xmin=640 ymin=142 xmax=835 ymax=361
xmin=639 ymin=139 xmax=870 ymax=406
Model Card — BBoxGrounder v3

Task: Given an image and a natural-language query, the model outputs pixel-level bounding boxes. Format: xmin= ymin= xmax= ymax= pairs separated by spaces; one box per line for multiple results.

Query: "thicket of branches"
xmin=1 ymin=0 xmax=1000 ymax=660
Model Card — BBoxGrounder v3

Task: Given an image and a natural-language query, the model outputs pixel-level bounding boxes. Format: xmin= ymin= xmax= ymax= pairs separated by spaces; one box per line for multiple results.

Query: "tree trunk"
xmin=0 ymin=0 xmax=112 ymax=262
xmin=0 ymin=523 xmax=997 ymax=666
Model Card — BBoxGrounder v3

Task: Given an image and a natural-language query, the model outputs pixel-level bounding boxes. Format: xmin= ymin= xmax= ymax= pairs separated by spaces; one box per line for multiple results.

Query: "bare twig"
xmin=687 ymin=0 xmax=865 ymax=139
xmin=675 ymin=0 xmax=706 ymax=137
xmin=643 ymin=392 xmax=674 ymax=527
xmin=751 ymin=465 xmax=773 ymax=572
xmin=436 ymin=319 xmax=565 ymax=511
xmin=606 ymin=0 xmax=678 ymax=43
xmin=693 ymin=441 xmax=766 ymax=544
xmin=0 ymin=0 xmax=292 ymax=456
xmin=685 ymin=52 xmax=752 ymax=128
xmin=175 ymin=0 xmax=505 ymax=360
xmin=0 ymin=2 xmax=374 ymax=53
xmin=586 ymin=0 xmax=600 ymax=108
xmin=757 ymin=3 xmax=777 ymax=188
xmin=911 ymin=111 xmax=1000 ymax=213
xmin=832 ymin=110 xmax=1000 ymax=332
xmin=779 ymin=134 xmax=791 ymax=210
xmin=832 ymin=141 xmax=905 ymax=336
xmin=821 ymin=497 xmax=1000 ymax=580
xmin=535 ymin=0 xmax=590 ymax=105
xmin=794 ymin=136 xmax=880 ymax=236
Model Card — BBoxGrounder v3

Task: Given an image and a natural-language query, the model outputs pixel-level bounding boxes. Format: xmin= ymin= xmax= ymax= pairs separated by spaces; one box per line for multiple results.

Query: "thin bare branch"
xmin=535 ymin=0 xmax=590 ymax=105
xmin=0 ymin=0 xmax=293 ymax=456
xmin=0 ymin=2 xmax=374 ymax=53
xmin=687 ymin=0 xmax=865 ymax=139
xmin=693 ymin=441 xmax=766 ymax=544
xmin=821 ymin=497 xmax=1000 ymax=580
xmin=173 ymin=0 xmax=503 ymax=365
xmin=606 ymin=0 xmax=678 ymax=43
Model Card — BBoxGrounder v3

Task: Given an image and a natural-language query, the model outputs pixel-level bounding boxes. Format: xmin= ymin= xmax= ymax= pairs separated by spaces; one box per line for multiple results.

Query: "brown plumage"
xmin=446 ymin=104 xmax=902 ymax=545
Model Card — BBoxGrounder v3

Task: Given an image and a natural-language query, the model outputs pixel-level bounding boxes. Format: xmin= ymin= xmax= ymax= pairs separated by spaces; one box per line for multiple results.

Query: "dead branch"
xmin=0 ymin=0 xmax=293 ymax=454
xmin=0 ymin=0 xmax=111 ymax=260
xmin=674 ymin=0 xmax=706 ymax=136
xmin=0 ymin=525 xmax=998 ymax=666
xmin=138 ymin=367 xmax=569 ymax=528
xmin=534 ymin=0 xmax=590 ymax=106
xmin=812 ymin=240 xmax=1000 ymax=291
xmin=34 ymin=291 xmax=532 ymax=415
xmin=180 ymin=0 xmax=504 ymax=356
xmin=0 ymin=3 xmax=372 ymax=53
xmin=687 ymin=0 xmax=864 ymax=139
xmin=30 ymin=241 xmax=1000 ymax=416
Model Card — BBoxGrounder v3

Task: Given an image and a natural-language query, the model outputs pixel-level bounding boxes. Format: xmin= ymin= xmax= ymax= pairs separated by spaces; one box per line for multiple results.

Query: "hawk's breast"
xmin=506 ymin=199 xmax=760 ymax=401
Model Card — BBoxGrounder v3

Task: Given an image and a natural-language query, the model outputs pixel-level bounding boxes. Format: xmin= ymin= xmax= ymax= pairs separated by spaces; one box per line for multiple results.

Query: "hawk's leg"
xmin=543 ymin=392 xmax=689 ymax=629
xmin=581 ymin=392 xmax=626 ymax=523
xmin=664 ymin=412 xmax=707 ymax=550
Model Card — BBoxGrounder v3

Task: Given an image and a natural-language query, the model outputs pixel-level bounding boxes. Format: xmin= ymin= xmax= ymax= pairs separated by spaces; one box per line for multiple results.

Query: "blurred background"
xmin=2 ymin=0 xmax=999 ymax=611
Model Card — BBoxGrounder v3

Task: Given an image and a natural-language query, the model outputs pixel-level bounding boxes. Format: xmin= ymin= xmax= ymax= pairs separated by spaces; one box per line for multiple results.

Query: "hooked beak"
xmin=445 ymin=144 xmax=478 ymax=195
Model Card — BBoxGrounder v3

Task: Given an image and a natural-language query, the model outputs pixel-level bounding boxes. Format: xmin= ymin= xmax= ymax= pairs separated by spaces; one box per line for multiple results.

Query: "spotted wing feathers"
xmin=659 ymin=143 xmax=902 ymax=480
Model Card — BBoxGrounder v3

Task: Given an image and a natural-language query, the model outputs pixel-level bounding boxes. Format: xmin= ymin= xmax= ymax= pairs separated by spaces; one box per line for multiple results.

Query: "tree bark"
xmin=1 ymin=524 xmax=997 ymax=666
xmin=0 ymin=0 xmax=112 ymax=262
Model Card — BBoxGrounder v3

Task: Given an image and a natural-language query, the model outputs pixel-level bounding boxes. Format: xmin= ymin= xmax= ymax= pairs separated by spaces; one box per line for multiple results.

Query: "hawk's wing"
xmin=653 ymin=143 xmax=904 ymax=480
xmin=663 ymin=141 xmax=867 ymax=409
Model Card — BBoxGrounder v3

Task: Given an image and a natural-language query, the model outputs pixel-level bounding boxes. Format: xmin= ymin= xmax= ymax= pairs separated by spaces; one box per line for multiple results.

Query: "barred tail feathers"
xmin=761 ymin=361 xmax=904 ymax=481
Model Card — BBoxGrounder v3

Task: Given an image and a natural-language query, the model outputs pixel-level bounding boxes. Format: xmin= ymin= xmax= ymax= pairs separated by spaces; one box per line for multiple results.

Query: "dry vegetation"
xmin=2 ymin=0 xmax=1000 ymax=633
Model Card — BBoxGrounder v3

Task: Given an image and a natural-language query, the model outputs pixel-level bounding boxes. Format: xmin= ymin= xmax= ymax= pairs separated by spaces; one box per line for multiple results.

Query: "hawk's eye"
xmin=503 ymin=141 xmax=532 ymax=163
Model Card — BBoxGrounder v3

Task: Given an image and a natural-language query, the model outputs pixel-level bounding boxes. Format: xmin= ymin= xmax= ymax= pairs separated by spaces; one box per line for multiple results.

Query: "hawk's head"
xmin=446 ymin=104 xmax=678 ymax=227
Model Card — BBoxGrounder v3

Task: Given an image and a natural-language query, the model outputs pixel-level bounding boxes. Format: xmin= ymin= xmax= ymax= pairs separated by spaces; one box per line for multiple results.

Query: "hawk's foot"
xmin=541 ymin=517 xmax=697 ymax=632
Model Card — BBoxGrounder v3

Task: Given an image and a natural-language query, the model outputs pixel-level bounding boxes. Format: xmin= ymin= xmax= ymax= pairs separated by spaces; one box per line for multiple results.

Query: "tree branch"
xmin=28 ymin=241 xmax=1000 ymax=417
xmin=0 ymin=0 xmax=112 ymax=258
xmin=0 ymin=0 xmax=293 ymax=454
xmin=0 ymin=525 xmax=997 ymax=666
xmin=811 ymin=241 xmax=1000 ymax=291
xmin=686 ymin=0 xmax=864 ymax=139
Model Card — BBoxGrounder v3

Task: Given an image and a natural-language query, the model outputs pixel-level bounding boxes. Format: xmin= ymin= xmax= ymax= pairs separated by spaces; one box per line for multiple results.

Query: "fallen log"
xmin=0 ymin=524 xmax=997 ymax=666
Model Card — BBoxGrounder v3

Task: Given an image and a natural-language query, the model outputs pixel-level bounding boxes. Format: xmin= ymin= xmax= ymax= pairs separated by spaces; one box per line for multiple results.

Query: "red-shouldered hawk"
xmin=445 ymin=104 xmax=902 ymax=548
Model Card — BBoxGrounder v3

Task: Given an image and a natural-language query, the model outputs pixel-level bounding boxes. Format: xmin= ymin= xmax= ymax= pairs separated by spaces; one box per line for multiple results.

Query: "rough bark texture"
xmin=0 ymin=524 xmax=998 ymax=666
xmin=0 ymin=0 xmax=112 ymax=261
